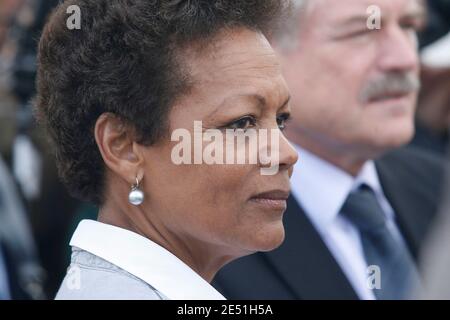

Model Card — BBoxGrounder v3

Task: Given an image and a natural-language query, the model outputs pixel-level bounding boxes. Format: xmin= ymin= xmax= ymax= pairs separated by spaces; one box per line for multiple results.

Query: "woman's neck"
xmin=97 ymin=201 xmax=239 ymax=283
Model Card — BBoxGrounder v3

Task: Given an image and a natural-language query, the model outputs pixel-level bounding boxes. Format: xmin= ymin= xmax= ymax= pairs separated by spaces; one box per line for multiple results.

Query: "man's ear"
xmin=94 ymin=113 xmax=145 ymax=185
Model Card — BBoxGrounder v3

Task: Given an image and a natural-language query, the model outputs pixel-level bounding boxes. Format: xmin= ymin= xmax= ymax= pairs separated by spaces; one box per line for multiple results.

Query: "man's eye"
xmin=277 ymin=113 xmax=291 ymax=131
xmin=401 ymin=23 xmax=418 ymax=34
xmin=401 ymin=18 xmax=425 ymax=32
xmin=401 ymin=23 xmax=415 ymax=30
xmin=350 ymin=29 xmax=374 ymax=38
xmin=227 ymin=116 xmax=257 ymax=131
xmin=336 ymin=29 xmax=372 ymax=41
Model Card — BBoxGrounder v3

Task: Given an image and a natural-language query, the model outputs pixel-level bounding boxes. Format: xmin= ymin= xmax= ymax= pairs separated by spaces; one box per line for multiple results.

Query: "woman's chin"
xmin=247 ymin=223 xmax=286 ymax=253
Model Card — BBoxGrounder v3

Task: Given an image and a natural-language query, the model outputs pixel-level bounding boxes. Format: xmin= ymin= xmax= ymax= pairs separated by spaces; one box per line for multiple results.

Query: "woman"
xmin=35 ymin=0 xmax=298 ymax=299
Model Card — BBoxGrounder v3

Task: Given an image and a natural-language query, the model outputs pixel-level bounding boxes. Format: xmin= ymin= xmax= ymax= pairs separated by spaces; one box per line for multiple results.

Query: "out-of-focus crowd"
xmin=1 ymin=0 xmax=96 ymax=299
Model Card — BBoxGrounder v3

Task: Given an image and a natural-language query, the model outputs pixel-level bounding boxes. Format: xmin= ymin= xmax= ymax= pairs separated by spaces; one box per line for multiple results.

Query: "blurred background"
xmin=0 ymin=0 xmax=449 ymax=299
xmin=0 ymin=0 xmax=95 ymax=299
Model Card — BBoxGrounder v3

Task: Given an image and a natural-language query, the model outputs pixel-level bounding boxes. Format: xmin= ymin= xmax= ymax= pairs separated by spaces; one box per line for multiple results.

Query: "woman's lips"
xmin=249 ymin=190 xmax=289 ymax=211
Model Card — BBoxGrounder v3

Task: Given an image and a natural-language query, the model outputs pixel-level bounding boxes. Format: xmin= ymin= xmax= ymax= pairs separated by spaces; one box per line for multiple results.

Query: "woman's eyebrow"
xmin=207 ymin=93 xmax=266 ymax=118
xmin=207 ymin=92 xmax=290 ymax=119
xmin=278 ymin=95 xmax=291 ymax=111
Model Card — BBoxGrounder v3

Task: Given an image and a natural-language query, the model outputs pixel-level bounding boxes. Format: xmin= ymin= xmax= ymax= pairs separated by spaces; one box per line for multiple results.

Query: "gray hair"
xmin=274 ymin=0 xmax=310 ymax=51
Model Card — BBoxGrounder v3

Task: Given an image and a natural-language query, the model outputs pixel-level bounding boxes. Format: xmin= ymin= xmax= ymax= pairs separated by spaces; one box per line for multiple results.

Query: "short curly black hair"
xmin=35 ymin=0 xmax=290 ymax=205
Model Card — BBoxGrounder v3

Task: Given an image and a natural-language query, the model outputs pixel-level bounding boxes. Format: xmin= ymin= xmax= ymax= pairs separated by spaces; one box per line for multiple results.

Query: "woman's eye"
xmin=227 ymin=116 xmax=257 ymax=131
xmin=277 ymin=113 xmax=291 ymax=131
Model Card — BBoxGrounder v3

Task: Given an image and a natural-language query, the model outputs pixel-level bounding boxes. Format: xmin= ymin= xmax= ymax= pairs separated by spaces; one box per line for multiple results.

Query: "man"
xmin=213 ymin=0 xmax=445 ymax=299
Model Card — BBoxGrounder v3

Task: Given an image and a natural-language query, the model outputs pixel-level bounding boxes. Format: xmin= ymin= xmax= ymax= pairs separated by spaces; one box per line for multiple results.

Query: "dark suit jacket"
xmin=212 ymin=147 xmax=446 ymax=299
xmin=410 ymin=121 xmax=449 ymax=156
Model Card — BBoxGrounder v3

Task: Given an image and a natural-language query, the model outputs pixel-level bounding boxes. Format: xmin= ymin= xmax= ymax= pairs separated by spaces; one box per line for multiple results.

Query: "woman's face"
xmin=140 ymin=28 xmax=298 ymax=258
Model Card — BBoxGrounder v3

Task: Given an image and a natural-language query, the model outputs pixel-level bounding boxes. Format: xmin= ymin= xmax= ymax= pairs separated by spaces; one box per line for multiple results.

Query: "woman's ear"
xmin=94 ymin=113 xmax=144 ymax=185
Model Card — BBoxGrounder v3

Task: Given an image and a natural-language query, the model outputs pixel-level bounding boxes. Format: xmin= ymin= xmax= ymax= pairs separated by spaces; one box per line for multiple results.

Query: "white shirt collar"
xmin=290 ymin=145 xmax=394 ymax=232
xmin=70 ymin=219 xmax=226 ymax=300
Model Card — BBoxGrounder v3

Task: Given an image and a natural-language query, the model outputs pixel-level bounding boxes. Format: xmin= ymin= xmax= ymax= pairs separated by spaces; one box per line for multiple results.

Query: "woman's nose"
xmin=278 ymin=133 xmax=299 ymax=172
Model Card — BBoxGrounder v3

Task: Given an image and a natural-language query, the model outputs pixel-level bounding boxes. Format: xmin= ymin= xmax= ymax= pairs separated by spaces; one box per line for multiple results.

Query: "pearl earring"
xmin=128 ymin=176 xmax=144 ymax=206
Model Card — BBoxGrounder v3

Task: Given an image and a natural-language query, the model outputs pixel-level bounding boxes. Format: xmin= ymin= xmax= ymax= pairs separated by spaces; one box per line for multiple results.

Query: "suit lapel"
xmin=376 ymin=157 xmax=438 ymax=260
xmin=263 ymin=196 xmax=359 ymax=299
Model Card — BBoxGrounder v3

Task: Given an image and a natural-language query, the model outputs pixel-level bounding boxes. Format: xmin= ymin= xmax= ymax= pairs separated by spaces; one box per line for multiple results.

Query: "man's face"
xmin=280 ymin=0 xmax=424 ymax=157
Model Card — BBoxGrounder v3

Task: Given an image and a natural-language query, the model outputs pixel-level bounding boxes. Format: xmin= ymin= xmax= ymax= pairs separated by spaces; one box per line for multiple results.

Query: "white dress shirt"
xmin=290 ymin=145 xmax=407 ymax=300
xmin=0 ymin=246 xmax=10 ymax=300
xmin=57 ymin=220 xmax=225 ymax=300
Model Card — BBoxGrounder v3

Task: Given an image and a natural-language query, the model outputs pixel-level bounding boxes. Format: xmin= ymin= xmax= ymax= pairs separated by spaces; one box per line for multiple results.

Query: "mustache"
xmin=360 ymin=72 xmax=421 ymax=103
